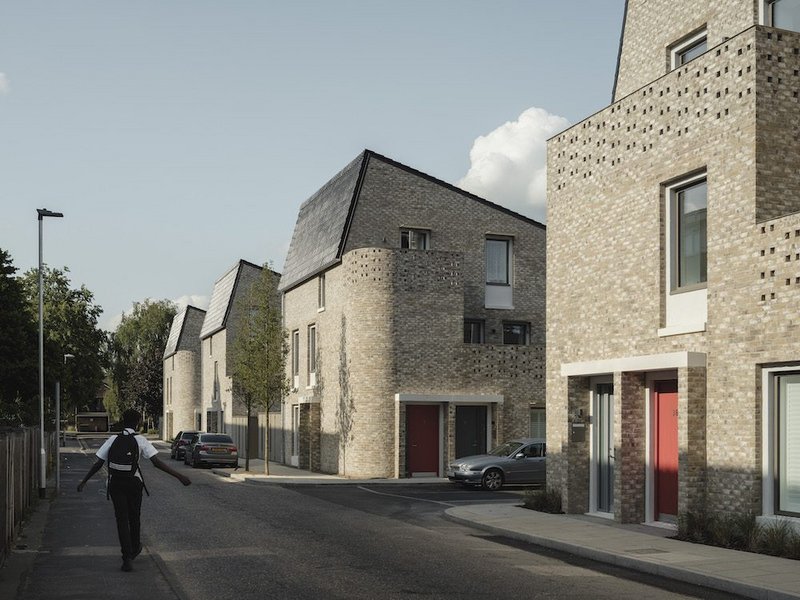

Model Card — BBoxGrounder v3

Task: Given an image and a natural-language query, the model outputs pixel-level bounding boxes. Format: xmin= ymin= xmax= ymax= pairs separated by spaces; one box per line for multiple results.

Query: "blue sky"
xmin=1 ymin=1 xmax=624 ymax=330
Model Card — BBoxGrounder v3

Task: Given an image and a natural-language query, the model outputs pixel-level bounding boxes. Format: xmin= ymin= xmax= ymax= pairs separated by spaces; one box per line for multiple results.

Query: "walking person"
xmin=77 ymin=408 xmax=191 ymax=572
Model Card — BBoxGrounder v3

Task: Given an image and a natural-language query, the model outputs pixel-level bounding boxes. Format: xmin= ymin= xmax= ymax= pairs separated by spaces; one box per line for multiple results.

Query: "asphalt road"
xmin=73 ymin=439 xmax=744 ymax=600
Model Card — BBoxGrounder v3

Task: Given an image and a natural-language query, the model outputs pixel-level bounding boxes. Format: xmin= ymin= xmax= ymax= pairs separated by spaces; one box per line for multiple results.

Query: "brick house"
xmin=200 ymin=259 xmax=280 ymax=458
xmin=547 ymin=0 xmax=800 ymax=528
xmin=279 ymin=149 xmax=546 ymax=478
xmin=162 ymin=305 xmax=206 ymax=439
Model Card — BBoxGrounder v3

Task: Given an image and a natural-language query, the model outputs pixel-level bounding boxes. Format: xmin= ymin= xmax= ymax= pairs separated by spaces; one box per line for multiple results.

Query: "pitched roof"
xmin=278 ymin=152 xmax=366 ymax=292
xmin=278 ymin=149 xmax=543 ymax=293
xmin=163 ymin=305 xmax=206 ymax=359
xmin=200 ymin=260 xmax=263 ymax=339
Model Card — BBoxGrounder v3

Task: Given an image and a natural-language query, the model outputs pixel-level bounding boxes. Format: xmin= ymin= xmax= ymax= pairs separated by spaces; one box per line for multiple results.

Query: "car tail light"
xmin=177 ymin=440 xmax=187 ymax=447
xmin=230 ymin=447 xmax=237 ymax=453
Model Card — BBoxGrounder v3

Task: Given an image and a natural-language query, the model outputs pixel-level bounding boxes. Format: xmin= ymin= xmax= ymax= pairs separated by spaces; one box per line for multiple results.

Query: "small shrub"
xmin=678 ymin=510 xmax=714 ymax=544
xmin=759 ymin=519 xmax=796 ymax=556
xmin=522 ymin=488 xmax=563 ymax=514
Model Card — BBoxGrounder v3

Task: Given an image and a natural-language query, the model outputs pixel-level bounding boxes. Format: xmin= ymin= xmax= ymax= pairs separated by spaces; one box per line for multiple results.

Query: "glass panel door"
xmin=779 ymin=374 xmax=800 ymax=514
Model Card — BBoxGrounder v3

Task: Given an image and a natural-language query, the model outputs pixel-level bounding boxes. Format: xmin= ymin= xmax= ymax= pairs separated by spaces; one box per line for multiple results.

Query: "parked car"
xmin=183 ymin=433 xmax=239 ymax=468
xmin=446 ymin=438 xmax=546 ymax=491
xmin=170 ymin=430 xmax=200 ymax=460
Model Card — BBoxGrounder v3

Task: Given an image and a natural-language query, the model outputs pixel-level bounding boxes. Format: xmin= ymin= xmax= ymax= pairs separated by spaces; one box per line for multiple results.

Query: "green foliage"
xmin=678 ymin=510 xmax=800 ymax=560
xmin=228 ymin=266 xmax=288 ymax=470
xmin=522 ymin=487 xmax=563 ymax=513
xmin=0 ymin=249 xmax=38 ymax=424
xmin=107 ymin=299 xmax=176 ymax=427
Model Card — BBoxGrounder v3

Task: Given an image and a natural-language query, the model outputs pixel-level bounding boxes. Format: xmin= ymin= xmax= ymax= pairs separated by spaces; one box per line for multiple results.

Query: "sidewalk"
xmin=445 ymin=504 xmax=800 ymax=600
xmin=1 ymin=439 xmax=184 ymax=600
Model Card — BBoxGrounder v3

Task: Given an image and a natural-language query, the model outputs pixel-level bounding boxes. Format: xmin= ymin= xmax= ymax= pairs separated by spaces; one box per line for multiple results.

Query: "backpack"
xmin=106 ymin=431 xmax=149 ymax=498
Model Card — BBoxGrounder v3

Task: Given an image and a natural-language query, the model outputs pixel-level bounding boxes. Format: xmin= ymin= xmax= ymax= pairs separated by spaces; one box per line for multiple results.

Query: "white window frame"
xmin=307 ymin=324 xmax=317 ymax=388
xmin=762 ymin=365 xmax=800 ymax=528
xmin=659 ymin=172 xmax=707 ymax=337
xmin=400 ymin=228 xmax=430 ymax=250
xmin=291 ymin=329 xmax=300 ymax=389
xmin=318 ymin=273 xmax=326 ymax=311
xmin=762 ymin=0 xmax=800 ymax=28
xmin=670 ymin=29 xmax=708 ymax=69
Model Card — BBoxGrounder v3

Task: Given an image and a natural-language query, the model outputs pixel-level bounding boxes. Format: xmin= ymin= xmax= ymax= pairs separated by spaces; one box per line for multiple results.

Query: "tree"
xmin=19 ymin=265 xmax=107 ymax=425
xmin=0 ymin=249 xmax=38 ymax=425
xmin=108 ymin=300 xmax=176 ymax=430
xmin=228 ymin=266 xmax=288 ymax=473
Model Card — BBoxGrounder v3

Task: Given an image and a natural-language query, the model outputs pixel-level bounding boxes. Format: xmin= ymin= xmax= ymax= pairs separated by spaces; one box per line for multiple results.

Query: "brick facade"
xmin=282 ymin=152 xmax=546 ymax=479
xmin=548 ymin=1 xmax=800 ymax=525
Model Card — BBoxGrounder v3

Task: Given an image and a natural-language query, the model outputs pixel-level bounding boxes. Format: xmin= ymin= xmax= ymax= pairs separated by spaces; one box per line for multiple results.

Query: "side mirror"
xmin=514 ymin=452 xmax=525 ymax=460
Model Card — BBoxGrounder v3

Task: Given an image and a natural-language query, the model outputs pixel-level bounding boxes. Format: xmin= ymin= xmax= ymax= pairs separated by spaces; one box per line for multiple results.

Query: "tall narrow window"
xmin=307 ymin=324 xmax=317 ymax=386
xmin=400 ymin=228 xmax=430 ymax=249
xmin=768 ymin=0 xmax=800 ymax=31
xmin=486 ymin=238 xmax=511 ymax=285
xmin=530 ymin=407 xmax=546 ymax=438
xmin=209 ymin=336 xmax=213 ymax=356
xmin=291 ymin=329 xmax=300 ymax=387
xmin=675 ymin=178 xmax=707 ymax=289
xmin=777 ymin=372 xmax=800 ymax=515
xmin=318 ymin=273 xmax=326 ymax=309
xmin=463 ymin=319 xmax=485 ymax=344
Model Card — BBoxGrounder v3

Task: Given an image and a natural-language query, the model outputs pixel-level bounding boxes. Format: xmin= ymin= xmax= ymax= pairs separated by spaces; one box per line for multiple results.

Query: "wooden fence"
xmin=0 ymin=427 xmax=54 ymax=564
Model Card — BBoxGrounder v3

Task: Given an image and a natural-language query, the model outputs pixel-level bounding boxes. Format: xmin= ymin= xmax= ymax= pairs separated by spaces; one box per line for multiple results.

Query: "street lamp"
xmin=37 ymin=208 xmax=63 ymax=499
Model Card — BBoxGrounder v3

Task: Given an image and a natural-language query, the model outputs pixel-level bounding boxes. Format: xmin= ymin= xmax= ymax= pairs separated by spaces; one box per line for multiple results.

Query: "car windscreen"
xmin=180 ymin=432 xmax=195 ymax=439
xmin=201 ymin=435 xmax=233 ymax=443
xmin=488 ymin=441 xmax=524 ymax=457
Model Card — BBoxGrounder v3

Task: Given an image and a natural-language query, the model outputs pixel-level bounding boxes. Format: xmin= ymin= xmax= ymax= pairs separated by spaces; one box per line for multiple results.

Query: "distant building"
xmin=547 ymin=0 xmax=800 ymax=527
xmin=280 ymin=149 xmax=546 ymax=478
xmin=162 ymin=305 xmax=206 ymax=439
xmin=199 ymin=260 xmax=280 ymax=458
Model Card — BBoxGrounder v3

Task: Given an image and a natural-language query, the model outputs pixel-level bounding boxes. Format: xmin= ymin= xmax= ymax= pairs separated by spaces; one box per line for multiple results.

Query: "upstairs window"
xmin=400 ymin=228 xmax=430 ymax=250
xmin=318 ymin=273 xmax=326 ymax=310
xmin=670 ymin=30 xmax=707 ymax=69
xmin=767 ymin=0 xmax=800 ymax=31
xmin=486 ymin=238 xmax=511 ymax=285
xmin=291 ymin=330 xmax=300 ymax=379
xmin=463 ymin=319 xmax=485 ymax=344
xmin=307 ymin=324 xmax=317 ymax=386
xmin=674 ymin=178 xmax=707 ymax=290
xmin=503 ymin=322 xmax=529 ymax=345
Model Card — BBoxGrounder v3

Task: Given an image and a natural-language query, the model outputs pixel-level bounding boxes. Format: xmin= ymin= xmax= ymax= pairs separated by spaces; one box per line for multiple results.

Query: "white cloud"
xmin=458 ymin=106 xmax=570 ymax=223
xmin=0 ymin=73 xmax=8 ymax=95
xmin=101 ymin=294 xmax=210 ymax=332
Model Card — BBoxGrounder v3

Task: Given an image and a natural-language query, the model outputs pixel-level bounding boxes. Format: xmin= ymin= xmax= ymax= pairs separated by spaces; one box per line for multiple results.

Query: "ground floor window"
xmin=529 ymin=407 xmax=545 ymax=438
xmin=777 ymin=372 xmax=800 ymax=515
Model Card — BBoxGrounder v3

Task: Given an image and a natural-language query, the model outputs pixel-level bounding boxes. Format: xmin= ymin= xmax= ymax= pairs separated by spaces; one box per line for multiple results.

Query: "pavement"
xmin=3 ymin=438 xmax=799 ymax=600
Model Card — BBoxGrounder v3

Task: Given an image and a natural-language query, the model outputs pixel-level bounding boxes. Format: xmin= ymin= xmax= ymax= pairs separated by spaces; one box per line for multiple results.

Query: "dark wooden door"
xmin=407 ymin=405 xmax=440 ymax=476
xmin=455 ymin=406 xmax=487 ymax=458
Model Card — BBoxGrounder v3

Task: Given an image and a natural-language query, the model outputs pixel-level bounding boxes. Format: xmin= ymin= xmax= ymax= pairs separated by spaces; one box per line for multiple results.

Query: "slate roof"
xmin=278 ymin=149 xmax=544 ymax=293
xmin=278 ymin=152 xmax=366 ymax=292
xmin=200 ymin=260 xmax=263 ymax=339
xmin=163 ymin=305 xmax=207 ymax=359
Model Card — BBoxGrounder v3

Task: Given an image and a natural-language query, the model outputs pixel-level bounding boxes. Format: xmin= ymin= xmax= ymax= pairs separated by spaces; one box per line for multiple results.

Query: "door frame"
xmin=589 ymin=375 xmax=614 ymax=517
xmin=645 ymin=370 xmax=679 ymax=526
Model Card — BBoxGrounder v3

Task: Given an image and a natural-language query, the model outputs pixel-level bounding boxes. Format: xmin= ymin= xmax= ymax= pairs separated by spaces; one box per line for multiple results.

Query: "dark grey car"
xmin=170 ymin=430 xmax=199 ymax=460
xmin=446 ymin=438 xmax=546 ymax=491
xmin=183 ymin=433 xmax=239 ymax=468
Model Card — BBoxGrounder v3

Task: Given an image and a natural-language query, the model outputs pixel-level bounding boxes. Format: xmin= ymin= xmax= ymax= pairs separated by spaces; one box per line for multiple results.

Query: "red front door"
xmin=406 ymin=405 xmax=439 ymax=476
xmin=654 ymin=380 xmax=679 ymax=519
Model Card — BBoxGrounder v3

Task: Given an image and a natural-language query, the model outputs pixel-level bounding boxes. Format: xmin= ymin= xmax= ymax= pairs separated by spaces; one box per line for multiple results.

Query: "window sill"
xmin=317 ymin=307 xmax=325 ymax=313
xmin=658 ymin=322 xmax=706 ymax=337
xmin=485 ymin=304 xmax=514 ymax=310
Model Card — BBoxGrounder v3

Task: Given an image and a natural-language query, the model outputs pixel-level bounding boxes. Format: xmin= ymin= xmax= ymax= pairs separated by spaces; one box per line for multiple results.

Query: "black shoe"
xmin=132 ymin=544 xmax=142 ymax=559
xmin=121 ymin=559 xmax=133 ymax=572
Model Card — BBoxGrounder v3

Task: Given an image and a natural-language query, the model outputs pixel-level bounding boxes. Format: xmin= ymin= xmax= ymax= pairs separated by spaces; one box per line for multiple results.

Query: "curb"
xmin=443 ymin=508 xmax=800 ymax=600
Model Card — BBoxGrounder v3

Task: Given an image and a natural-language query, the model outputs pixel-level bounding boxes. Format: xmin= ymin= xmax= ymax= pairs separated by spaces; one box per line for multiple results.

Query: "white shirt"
xmin=96 ymin=428 xmax=159 ymax=480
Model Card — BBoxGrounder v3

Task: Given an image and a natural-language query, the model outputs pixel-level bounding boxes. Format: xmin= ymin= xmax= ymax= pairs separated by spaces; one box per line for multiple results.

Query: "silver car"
xmin=446 ymin=438 xmax=546 ymax=491
xmin=183 ymin=433 xmax=239 ymax=468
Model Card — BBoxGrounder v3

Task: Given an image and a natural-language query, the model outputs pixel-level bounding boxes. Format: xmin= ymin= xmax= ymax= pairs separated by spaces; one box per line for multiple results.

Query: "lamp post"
xmin=37 ymin=208 xmax=63 ymax=499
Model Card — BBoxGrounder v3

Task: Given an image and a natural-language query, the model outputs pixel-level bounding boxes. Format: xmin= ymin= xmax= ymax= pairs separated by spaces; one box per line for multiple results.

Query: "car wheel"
xmin=191 ymin=455 xmax=199 ymax=468
xmin=170 ymin=450 xmax=175 ymax=460
xmin=481 ymin=469 xmax=503 ymax=491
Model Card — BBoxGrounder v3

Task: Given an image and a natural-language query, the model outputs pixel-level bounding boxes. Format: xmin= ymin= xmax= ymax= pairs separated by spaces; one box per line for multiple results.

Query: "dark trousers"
xmin=109 ymin=476 xmax=144 ymax=559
